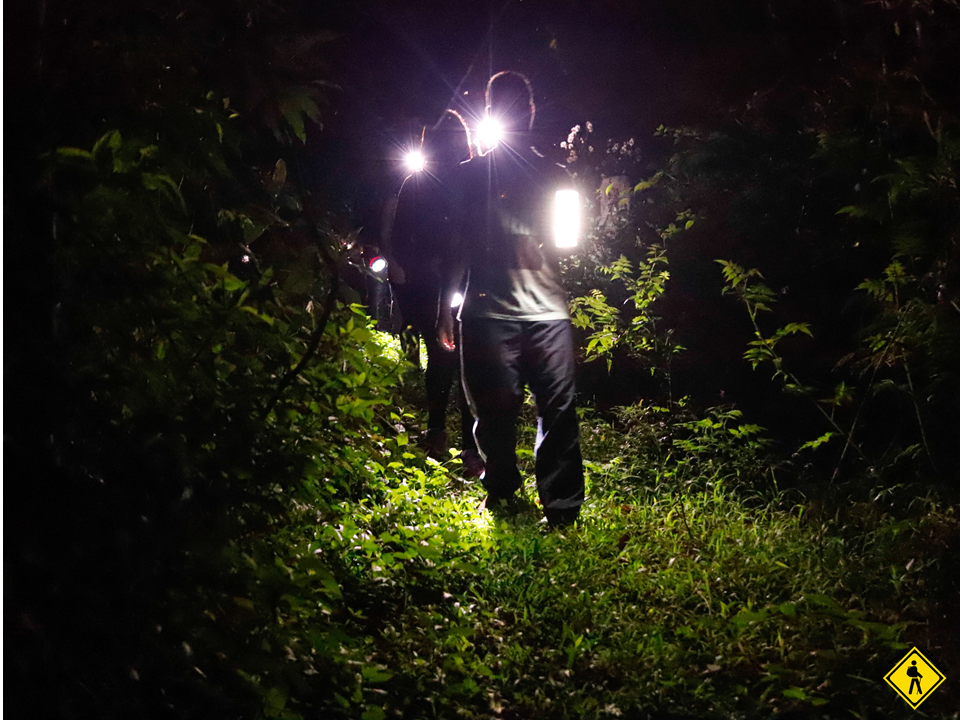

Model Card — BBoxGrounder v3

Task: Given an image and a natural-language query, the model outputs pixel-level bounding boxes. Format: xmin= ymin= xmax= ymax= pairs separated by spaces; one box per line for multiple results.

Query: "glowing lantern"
xmin=553 ymin=189 xmax=580 ymax=248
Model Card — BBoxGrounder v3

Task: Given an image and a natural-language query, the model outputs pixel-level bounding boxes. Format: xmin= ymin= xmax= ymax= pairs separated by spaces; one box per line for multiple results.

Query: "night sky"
xmin=307 ymin=0 xmax=805 ymax=228
xmin=298 ymin=0 xmax=912 ymax=241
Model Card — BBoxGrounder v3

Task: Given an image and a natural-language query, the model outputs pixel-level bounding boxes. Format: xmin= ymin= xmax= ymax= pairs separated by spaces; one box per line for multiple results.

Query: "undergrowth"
xmin=28 ymin=128 xmax=957 ymax=718
xmin=200 ymin=379 xmax=959 ymax=720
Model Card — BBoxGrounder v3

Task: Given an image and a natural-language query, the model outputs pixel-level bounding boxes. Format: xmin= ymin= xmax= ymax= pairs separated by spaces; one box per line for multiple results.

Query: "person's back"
xmin=455 ymin=147 xmax=572 ymax=323
xmin=384 ymin=140 xmax=482 ymax=474
xmin=390 ymin=172 xmax=457 ymax=292
xmin=441 ymin=76 xmax=586 ymax=526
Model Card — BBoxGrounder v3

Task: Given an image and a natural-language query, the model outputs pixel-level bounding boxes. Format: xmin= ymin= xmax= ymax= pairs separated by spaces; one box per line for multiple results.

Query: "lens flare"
xmin=476 ymin=116 xmax=502 ymax=154
xmin=404 ymin=150 xmax=425 ymax=173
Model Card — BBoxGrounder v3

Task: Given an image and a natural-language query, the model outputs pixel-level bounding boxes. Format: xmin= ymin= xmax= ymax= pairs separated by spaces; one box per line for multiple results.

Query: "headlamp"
xmin=553 ymin=189 xmax=581 ymax=248
xmin=476 ymin=116 xmax=502 ymax=154
xmin=369 ymin=256 xmax=388 ymax=274
xmin=404 ymin=150 xmax=425 ymax=174
xmin=451 ymin=292 xmax=464 ymax=308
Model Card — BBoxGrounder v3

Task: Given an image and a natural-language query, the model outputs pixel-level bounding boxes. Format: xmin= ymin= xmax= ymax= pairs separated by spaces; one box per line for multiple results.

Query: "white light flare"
xmin=450 ymin=292 xmax=464 ymax=308
xmin=369 ymin=256 xmax=388 ymax=273
xmin=476 ymin=116 xmax=502 ymax=154
xmin=404 ymin=150 xmax=425 ymax=173
xmin=553 ymin=189 xmax=581 ymax=248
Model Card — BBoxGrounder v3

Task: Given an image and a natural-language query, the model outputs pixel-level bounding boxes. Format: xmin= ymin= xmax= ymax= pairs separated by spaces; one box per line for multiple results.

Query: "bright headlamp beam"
xmin=369 ymin=256 xmax=388 ymax=273
xmin=553 ymin=190 xmax=581 ymax=248
xmin=476 ymin=116 xmax=502 ymax=154
xmin=404 ymin=150 xmax=425 ymax=173
xmin=451 ymin=292 xmax=464 ymax=308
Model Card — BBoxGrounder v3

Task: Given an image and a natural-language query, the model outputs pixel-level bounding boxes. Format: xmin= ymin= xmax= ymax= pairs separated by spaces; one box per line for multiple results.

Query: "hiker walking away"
xmin=381 ymin=125 xmax=483 ymax=476
xmin=438 ymin=73 xmax=585 ymax=527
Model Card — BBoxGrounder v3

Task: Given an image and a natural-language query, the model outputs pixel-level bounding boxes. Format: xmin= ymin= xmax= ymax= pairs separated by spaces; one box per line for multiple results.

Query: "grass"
xmin=164 ymin=363 xmax=956 ymax=719
xmin=252 ymin=394 xmax=959 ymax=720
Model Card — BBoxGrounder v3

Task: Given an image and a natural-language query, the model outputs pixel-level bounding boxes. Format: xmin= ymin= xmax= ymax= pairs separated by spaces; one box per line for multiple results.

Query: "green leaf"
xmin=836 ymin=205 xmax=870 ymax=218
xmin=798 ymin=432 xmax=835 ymax=452
xmin=239 ymin=306 xmax=275 ymax=325
xmin=732 ymin=608 xmax=768 ymax=626
xmin=263 ymin=687 xmax=287 ymax=718
xmin=92 ymin=130 xmax=121 ymax=161
xmin=141 ymin=172 xmax=187 ymax=214
xmin=778 ymin=602 xmax=797 ymax=616
xmin=54 ymin=147 xmax=95 ymax=162
xmin=223 ymin=275 xmax=246 ymax=292
xmin=633 ymin=172 xmax=662 ymax=193
xmin=361 ymin=667 xmax=394 ymax=683
xmin=780 ymin=322 xmax=813 ymax=337
xmin=278 ymin=89 xmax=323 ymax=143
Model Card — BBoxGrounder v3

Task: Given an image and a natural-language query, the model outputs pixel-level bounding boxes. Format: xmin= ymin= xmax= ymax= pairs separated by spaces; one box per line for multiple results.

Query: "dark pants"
xmin=424 ymin=327 xmax=475 ymax=450
xmin=395 ymin=281 xmax=475 ymax=450
xmin=460 ymin=318 xmax=584 ymax=512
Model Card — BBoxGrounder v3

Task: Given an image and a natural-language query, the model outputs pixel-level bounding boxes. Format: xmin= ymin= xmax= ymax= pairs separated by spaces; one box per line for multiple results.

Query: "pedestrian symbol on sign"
xmin=884 ymin=648 xmax=945 ymax=708
xmin=906 ymin=660 xmax=922 ymax=695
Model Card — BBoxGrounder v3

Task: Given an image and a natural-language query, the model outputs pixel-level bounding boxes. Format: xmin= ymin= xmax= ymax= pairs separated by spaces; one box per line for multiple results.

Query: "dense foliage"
xmin=556 ymin=0 xmax=960 ymax=491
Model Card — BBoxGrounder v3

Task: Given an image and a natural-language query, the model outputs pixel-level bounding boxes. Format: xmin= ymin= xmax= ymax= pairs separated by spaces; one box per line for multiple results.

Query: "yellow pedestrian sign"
xmin=884 ymin=648 xmax=946 ymax=708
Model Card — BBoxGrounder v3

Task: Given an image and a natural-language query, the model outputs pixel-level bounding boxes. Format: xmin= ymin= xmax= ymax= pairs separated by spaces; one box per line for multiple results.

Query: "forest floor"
xmin=266 ymin=368 xmax=960 ymax=720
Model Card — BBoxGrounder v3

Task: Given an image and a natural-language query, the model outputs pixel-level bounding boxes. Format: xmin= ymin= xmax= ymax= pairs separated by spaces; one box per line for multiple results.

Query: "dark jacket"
xmin=450 ymin=145 xmax=576 ymax=321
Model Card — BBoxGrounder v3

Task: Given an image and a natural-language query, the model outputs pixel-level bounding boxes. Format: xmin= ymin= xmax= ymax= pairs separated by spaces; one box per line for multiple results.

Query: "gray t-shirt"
xmin=453 ymin=147 xmax=573 ymax=321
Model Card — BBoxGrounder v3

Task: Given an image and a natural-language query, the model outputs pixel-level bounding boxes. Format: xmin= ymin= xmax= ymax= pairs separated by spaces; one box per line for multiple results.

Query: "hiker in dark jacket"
xmin=382 ymin=125 xmax=483 ymax=476
xmin=438 ymin=75 xmax=585 ymax=526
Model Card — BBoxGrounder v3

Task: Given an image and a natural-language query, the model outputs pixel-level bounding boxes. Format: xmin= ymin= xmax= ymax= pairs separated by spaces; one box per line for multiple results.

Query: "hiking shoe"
xmin=544 ymin=507 xmax=580 ymax=528
xmin=419 ymin=429 xmax=448 ymax=460
xmin=478 ymin=494 xmax=512 ymax=512
xmin=479 ymin=493 xmax=536 ymax=519
xmin=460 ymin=449 xmax=485 ymax=478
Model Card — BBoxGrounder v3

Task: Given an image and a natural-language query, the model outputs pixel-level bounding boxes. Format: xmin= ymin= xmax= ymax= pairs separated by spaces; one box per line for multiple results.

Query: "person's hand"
xmin=438 ymin=312 xmax=456 ymax=351
xmin=389 ymin=262 xmax=407 ymax=285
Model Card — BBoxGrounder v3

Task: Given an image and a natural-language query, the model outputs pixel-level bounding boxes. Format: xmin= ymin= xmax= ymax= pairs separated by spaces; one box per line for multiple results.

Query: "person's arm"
xmin=437 ymin=168 xmax=467 ymax=351
xmin=437 ymin=253 xmax=465 ymax=351
xmin=379 ymin=193 xmax=407 ymax=285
